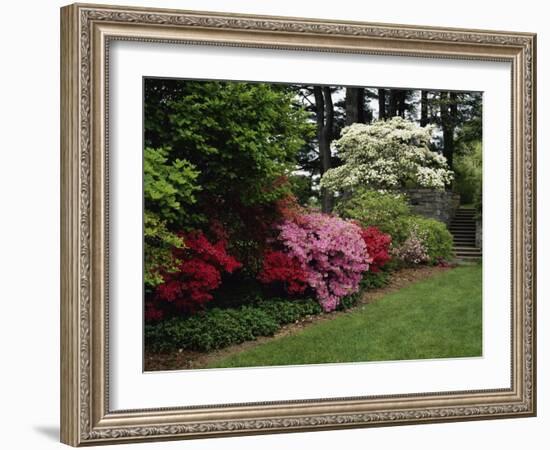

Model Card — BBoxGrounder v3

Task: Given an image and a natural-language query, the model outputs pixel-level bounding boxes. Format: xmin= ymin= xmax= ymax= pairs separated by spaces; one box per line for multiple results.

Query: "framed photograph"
xmin=60 ymin=3 xmax=537 ymax=446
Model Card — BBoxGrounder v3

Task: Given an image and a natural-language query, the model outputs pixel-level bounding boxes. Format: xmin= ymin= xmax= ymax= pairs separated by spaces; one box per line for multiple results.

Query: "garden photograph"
xmin=143 ymin=78 xmax=483 ymax=371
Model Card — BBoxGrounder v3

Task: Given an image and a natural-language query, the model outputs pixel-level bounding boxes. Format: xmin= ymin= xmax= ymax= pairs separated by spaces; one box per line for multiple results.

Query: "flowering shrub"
xmin=392 ymin=228 xmax=429 ymax=265
xmin=358 ymin=226 xmax=392 ymax=272
xmin=405 ymin=216 xmax=454 ymax=263
xmin=224 ymin=191 xmax=304 ymax=274
xmin=275 ymin=213 xmax=371 ymax=312
xmin=320 ymin=117 xmax=453 ymax=193
xmin=258 ymin=250 xmax=308 ymax=295
xmin=146 ymin=230 xmax=241 ymax=321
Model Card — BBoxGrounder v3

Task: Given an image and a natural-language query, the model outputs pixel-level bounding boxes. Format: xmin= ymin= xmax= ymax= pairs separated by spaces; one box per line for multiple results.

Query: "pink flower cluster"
xmin=392 ymin=229 xmax=429 ymax=265
xmin=277 ymin=213 xmax=372 ymax=312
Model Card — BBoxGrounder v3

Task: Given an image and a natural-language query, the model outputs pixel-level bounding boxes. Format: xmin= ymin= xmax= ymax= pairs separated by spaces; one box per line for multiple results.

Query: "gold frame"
xmin=60 ymin=3 xmax=537 ymax=446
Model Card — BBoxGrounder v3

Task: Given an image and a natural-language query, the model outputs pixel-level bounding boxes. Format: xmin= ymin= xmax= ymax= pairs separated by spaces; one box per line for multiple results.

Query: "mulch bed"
xmin=144 ymin=265 xmax=451 ymax=372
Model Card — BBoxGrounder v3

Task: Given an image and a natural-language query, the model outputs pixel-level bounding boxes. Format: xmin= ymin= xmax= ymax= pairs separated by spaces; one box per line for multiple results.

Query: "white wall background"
xmin=0 ymin=0 xmax=546 ymax=449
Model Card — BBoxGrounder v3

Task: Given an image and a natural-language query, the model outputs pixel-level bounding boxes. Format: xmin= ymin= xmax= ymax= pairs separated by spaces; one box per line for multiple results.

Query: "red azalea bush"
xmin=214 ymin=192 xmax=304 ymax=275
xmin=145 ymin=229 xmax=241 ymax=321
xmin=257 ymin=250 xmax=308 ymax=295
xmin=358 ymin=226 xmax=392 ymax=272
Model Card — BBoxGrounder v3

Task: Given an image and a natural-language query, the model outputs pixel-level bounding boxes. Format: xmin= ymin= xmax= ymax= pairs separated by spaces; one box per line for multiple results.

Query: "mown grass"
xmin=208 ymin=264 xmax=482 ymax=368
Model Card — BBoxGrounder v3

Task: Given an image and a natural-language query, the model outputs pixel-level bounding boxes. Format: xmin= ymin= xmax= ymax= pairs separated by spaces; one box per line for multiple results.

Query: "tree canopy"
xmin=145 ymin=79 xmax=314 ymax=211
xmin=320 ymin=117 xmax=453 ymax=193
xmin=143 ymin=79 xmax=315 ymax=286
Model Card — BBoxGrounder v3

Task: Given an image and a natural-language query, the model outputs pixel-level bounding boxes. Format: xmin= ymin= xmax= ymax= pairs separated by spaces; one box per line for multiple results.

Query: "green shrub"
xmin=360 ymin=270 xmax=391 ymax=290
xmin=289 ymin=174 xmax=315 ymax=206
xmin=335 ymin=188 xmax=453 ymax=265
xmin=337 ymin=292 xmax=362 ymax=310
xmin=145 ymin=297 xmax=323 ymax=352
xmin=335 ymin=189 xmax=411 ymax=245
xmin=405 ymin=216 xmax=454 ymax=263
xmin=255 ymin=298 xmax=322 ymax=325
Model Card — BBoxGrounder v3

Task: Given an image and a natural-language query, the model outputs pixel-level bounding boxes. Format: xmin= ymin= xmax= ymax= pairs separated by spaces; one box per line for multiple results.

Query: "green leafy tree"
xmin=144 ymin=147 xmax=202 ymax=226
xmin=144 ymin=212 xmax=184 ymax=288
xmin=454 ymin=140 xmax=482 ymax=210
xmin=144 ymin=79 xmax=314 ymax=275
xmin=143 ymin=147 xmax=201 ymax=288
xmin=145 ymin=80 xmax=314 ymax=213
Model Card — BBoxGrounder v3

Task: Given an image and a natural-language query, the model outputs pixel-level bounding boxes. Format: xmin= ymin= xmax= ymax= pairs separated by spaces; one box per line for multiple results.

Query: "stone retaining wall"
xmin=404 ymin=189 xmax=460 ymax=226
xmin=475 ymin=219 xmax=483 ymax=249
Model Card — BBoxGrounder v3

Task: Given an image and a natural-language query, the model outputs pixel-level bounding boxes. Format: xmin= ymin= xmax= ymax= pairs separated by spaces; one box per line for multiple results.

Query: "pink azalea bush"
xmin=276 ymin=213 xmax=372 ymax=312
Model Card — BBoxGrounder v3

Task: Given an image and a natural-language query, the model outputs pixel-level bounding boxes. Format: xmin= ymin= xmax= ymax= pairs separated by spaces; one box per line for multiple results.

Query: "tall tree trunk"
xmin=450 ymin=91 xmax=458 ymax=122
xmin=398 ymin=90 xmax=407 ymax=118
xmin=440 ymin=91 xmax=455 ymax=170
xmin=378 ymin=88 xmax=386 ymax=120
xmin=420 ymin=90 xmax=429 ymax=126
xmin=313 ymin=86 xmax=334 ymax=213
xmin=345 ymin=87 xmax=365 ymax=125
xmin=389 ymin=89 xmax=399 ymax=117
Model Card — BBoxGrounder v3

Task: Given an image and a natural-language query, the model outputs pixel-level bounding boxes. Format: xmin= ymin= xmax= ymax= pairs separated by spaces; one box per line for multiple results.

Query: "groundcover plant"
xmin=143 ymin=79 xmax=483 ymax=371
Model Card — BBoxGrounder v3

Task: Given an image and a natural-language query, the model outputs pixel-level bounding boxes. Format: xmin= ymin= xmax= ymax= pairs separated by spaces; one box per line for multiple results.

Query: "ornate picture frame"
xmin=60 ymin=3 xmax=536 ymax=446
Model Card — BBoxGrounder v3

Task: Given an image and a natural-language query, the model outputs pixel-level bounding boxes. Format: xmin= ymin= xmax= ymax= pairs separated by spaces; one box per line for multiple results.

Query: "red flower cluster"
xmin=176 ymin=230 xmax=242 ymax=275
xmin=146 ymin=230 xmax=241 ymax=321
xmin=257 ymin=250 xmax=308 ymax=295
xmin=359 ymin=226 xmax=392 ymax=272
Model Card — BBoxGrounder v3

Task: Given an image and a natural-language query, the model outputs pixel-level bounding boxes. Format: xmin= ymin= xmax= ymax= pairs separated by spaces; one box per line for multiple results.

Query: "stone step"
xmin=456 ymin=256 xmax=482 ymax=262
xmin=451 ymin=210 xmax=479 ymax=260
xmin=453 ymin=240 xmax=476 ymax=245
xmin=452 ymin=220 xmax=475 ymax=225
xmin=455 ymin=253 xmax=482 ymax=259
xmin=454 ymin=215 xmax=476 ymax=219
xmin=453 ymin=248 xmax=482 ymax=255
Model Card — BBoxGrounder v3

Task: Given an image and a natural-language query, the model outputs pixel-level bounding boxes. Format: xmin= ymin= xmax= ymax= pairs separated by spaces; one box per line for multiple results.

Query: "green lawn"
xmin=208 ymin=264 xmax=482 ymax=369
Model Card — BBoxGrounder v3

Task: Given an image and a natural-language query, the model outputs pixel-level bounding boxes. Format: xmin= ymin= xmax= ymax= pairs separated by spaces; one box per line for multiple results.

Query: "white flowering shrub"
xmin=321 ymin=117 xmax=453 ymax=192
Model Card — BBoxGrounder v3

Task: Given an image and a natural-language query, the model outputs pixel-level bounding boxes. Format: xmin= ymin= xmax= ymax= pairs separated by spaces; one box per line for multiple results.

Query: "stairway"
xmin=449 ymin=208 xmax=482 ymax=261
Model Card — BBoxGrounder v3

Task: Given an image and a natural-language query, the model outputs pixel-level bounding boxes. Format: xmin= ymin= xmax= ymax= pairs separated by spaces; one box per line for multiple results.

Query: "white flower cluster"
xmin=320 ymin=117 xmax=453 ymax=192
